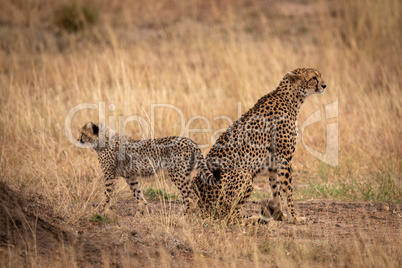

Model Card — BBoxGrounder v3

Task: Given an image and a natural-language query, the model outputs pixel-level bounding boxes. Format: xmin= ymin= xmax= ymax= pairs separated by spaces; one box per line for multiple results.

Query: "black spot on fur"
xmin=212 ymin=168 xmax=221 ymax=181
xmin=93 ymin=124 xmax=99 ymax=136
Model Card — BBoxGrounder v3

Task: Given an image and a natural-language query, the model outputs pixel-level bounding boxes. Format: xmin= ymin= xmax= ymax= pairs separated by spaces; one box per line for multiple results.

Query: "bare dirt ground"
xmin=1 ymin=181 xmax=400 ymax=267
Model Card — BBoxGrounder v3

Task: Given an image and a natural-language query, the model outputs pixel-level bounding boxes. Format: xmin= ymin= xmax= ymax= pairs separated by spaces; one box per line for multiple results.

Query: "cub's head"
xmin=78 ymin=122 xmax=100 ymax=148
xmin=286 ymin=68 xmax=327 ymax=98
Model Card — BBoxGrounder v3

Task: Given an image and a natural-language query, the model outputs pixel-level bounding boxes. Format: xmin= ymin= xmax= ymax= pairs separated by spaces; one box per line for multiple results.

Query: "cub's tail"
xmin=194 ymin=149 xmax=216 ymax=187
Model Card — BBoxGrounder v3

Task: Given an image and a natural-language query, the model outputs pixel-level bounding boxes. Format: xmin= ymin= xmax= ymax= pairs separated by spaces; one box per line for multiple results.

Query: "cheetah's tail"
xmin=195 ymin=150 xmax=217 ymax=187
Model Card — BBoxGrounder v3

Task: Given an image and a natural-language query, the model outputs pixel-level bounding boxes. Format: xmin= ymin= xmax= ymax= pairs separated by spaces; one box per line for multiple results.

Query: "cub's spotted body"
xmin=79 ymin=122 xmax=214 ymax=215
xmin=192 ymin=68 xmax=326 ymax=224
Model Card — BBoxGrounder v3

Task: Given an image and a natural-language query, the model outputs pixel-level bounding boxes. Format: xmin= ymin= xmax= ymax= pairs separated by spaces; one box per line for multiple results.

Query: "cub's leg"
xmin=168 ymin=169 xmax=199 ymax=215
xmin=126 ymin=175 xmax=149 ymax=215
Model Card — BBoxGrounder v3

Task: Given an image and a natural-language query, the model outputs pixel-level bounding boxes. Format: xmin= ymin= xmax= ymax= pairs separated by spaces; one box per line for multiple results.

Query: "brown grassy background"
xmin=0 ymin=0 xmax=401 ymax=266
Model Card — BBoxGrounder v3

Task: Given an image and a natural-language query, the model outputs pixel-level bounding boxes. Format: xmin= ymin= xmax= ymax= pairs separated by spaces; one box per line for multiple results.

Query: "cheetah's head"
xmin=78 ymin=122 xmax=100 ymax=148
xmin=286 ymin=68 xmax=327 ymax=98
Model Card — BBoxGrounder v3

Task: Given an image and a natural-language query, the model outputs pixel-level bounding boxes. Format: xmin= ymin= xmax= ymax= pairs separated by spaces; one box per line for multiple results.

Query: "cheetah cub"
xmin=78 ymin=122 xmax=214 ymax=215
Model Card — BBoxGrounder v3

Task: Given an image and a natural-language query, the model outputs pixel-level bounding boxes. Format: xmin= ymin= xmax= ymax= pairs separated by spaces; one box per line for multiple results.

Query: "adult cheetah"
xmin=78 ymin=122 xmax=214 ymax=215
xmin=192 ymin=68 xmax=326 ymax=224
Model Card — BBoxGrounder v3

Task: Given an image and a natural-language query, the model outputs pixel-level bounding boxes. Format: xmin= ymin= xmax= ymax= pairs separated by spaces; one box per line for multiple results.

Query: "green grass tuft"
xmin=299 ymin=169 xmax=401 ymax=203
xmin=145 ymin=187 xmax=179 ymax=201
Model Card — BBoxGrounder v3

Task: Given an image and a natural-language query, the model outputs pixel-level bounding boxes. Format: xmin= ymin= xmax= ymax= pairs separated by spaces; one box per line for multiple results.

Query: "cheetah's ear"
xmin=92 ymin=123 xmax=99 ymax=136
xmin=286 ymin=72 xmax=303 ymax=83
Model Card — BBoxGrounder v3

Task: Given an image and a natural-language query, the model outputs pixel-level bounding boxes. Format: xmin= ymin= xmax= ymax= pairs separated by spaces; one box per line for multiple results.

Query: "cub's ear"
xmin=286 ymin=72 xmax=303 ymax=83
xmin=92 ymin=123 xmax=99 ymax=136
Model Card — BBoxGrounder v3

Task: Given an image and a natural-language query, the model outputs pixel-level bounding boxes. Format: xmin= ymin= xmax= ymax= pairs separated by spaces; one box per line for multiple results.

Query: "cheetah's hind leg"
xmin=259 ymin=198 xmax=286 ymax=222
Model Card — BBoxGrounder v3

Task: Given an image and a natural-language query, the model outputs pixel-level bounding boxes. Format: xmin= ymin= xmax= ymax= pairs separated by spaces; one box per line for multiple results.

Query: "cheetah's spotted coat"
xmin=192 ymin=68 xmax=327 ymax=224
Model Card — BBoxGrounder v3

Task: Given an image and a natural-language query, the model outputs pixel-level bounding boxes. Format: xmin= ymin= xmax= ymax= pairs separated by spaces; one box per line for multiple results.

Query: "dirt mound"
xmin=0 ymin=181 xmax=71 ymax=262
xmin=0 ymin=181 xmax=157 ymax=267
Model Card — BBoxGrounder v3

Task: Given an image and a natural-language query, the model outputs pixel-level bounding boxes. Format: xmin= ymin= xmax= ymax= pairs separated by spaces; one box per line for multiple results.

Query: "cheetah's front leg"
xmin=267 ymin=168 xmax=285 ymax=221
xmin=277 ymin=161 xmax=306 ymax=225
xmin=266 ymin=154 xmax=285 ymax=221
xmin=100 ymin=165 xmax=117 ymax=211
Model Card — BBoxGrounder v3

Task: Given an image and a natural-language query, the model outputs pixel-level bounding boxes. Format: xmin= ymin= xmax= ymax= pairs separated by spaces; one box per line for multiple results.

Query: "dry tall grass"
xmin=0 ymin=0 xmax=401 ymax=266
